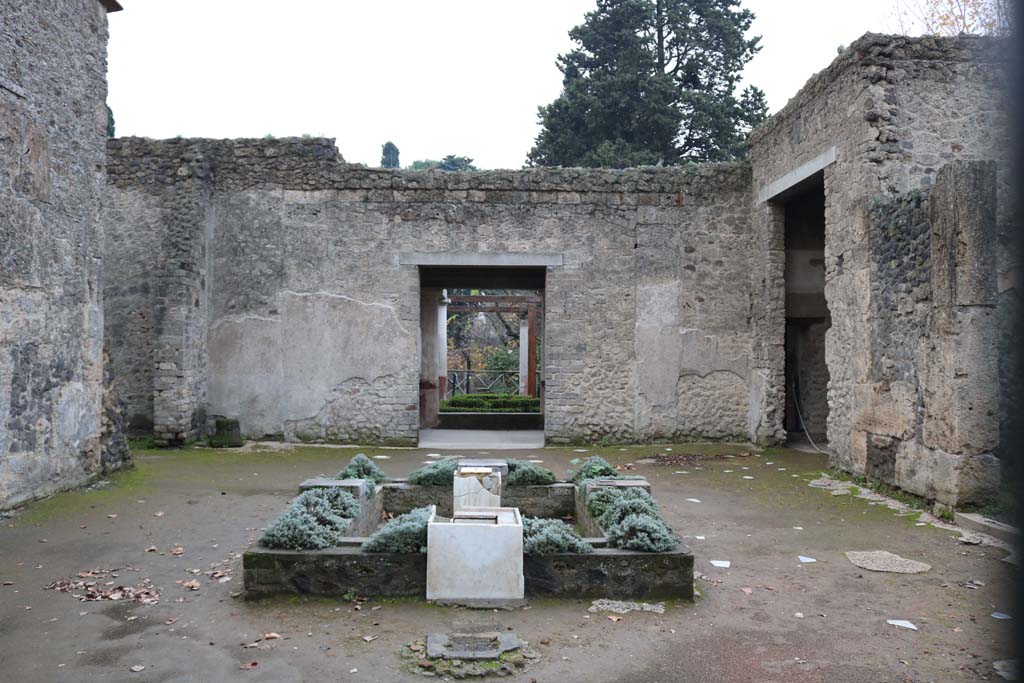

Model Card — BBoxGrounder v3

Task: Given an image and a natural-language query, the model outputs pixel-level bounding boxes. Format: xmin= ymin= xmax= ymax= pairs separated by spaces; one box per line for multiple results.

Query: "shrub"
xmin=408 ymin=457 xmax=459 ymax=486
xmin=572 ymin=455 xmax=619 ymax=483
xmin=604 ymin=513 xmax=678 ymax=552
xmin=362 ymin=506 xmax=433 ymax=553
xmin=337 ymin=453 xmax=386 ymax=483
xmin=259 ymin=506 xmax=347 ymax=550
xmin=586 ymin=486 xmax=625 ymax=520
xmin=292 ymin=487 xmax=360 ymax=524
xmin=586 ymin=485 xmax=655 ymax=518
xmin=597 ymin=494 xmax=660 ymax=530
xmin=522 ymin=517 xmax=593 ymax=555
xmin=259 ymin=487 xmax=360 ymax=550
xmin=506 ymin=459 xmax=556 ymax=486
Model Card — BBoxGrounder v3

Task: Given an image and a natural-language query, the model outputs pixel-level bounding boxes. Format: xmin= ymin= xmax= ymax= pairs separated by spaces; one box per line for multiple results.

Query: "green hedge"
xmin=441 ymin=393 xmax=540 ymax=413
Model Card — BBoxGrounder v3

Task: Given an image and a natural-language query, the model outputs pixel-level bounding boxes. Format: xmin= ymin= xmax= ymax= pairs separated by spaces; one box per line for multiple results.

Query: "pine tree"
xmin=528 ymin=0 xmax=768 ymax=167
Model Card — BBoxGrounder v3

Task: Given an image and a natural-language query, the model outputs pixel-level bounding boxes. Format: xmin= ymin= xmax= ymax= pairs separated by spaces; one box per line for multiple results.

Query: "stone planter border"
xmin=246 ymin=476 xmax=692 ymax=600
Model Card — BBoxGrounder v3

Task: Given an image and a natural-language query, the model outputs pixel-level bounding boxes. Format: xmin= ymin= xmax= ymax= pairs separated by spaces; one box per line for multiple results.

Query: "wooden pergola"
xmin=446 ymin=295 xmax=542 ymax=397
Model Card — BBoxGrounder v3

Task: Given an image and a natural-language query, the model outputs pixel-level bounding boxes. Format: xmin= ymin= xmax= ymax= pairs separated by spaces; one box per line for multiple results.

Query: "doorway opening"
xmin=779 ymin=173 xmax=830 ymax=449
xmin=417 ymin=266 xmax=545 ymax=450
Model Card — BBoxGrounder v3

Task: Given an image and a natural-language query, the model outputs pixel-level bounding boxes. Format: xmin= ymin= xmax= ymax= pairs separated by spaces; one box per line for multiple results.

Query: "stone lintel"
xmin=399 ymin=251 xmax=563 ymax=267
xmin=757 ymin=146 xmax=837 ymax=204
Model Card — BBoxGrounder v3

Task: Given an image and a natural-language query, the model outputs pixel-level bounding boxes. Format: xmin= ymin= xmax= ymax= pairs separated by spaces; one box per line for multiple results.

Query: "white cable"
xmin=791 ymin=381 xmax=830 ymax=455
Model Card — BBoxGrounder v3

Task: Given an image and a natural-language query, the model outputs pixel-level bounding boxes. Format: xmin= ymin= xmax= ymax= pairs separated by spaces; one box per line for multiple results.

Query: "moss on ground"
xmin=18 ymin=465 xmax=151 ymax=524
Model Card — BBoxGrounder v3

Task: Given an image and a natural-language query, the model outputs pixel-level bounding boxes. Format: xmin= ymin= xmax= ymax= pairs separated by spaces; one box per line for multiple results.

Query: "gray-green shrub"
xmin=408 ymin=458 xmax=459 ymax=486
xmin=259 ymin=488 xmax=359 ymax=550
xmin=587 ymin=486 xmax=655 ymax=522
xmin=362 ymin=506 xmax=433 ymax=553
xmin=337 ymin=453 xmax=386 ymax=483
xmin=597 ymin=495 xmax=660 ymax=530
xmin=507 ymin=459 xmax=556 ymax=486
xmin=522 ymin=517 xmax=593 ymax=555
xmin=604 ymin=513 xmax=678 ymax=552
xmin=572 ymin=455 xmax=619 ymax=483
xmin=260 ymin=507 xmax=348 ymax=550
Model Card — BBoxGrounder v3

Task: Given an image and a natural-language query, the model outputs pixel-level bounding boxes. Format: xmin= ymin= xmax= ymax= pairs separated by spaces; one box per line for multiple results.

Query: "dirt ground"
xmin=0 ymin=442 xmax=1016 ymax=682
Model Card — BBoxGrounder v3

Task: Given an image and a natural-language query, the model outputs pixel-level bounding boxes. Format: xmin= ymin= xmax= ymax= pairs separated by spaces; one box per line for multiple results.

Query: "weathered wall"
xmin=1 ymin=0 xmax=124 ymax=508
xmin=105 ymin=139 xmax=755 ymax=445
xmin=748 ymin=34 xmax=1009 ymax=504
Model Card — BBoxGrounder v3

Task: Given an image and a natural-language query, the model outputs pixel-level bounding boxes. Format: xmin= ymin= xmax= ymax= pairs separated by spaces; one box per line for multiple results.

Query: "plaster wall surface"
xmin=0 ymin=0 xmax=126 ymax=508
xmin=106 ymin=139 xmax=755 ymax=445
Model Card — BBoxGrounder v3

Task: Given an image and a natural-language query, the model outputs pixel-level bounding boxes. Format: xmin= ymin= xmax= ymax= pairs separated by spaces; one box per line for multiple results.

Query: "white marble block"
xmin=453 ymin=467 xmax=502 ymax=512
xmin=426 ymin=506 xmax=524 ymax=602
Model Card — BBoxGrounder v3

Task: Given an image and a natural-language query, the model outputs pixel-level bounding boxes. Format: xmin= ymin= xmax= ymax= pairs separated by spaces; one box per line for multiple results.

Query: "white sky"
xmin=107 ymin=1 xmax=901 ymax=169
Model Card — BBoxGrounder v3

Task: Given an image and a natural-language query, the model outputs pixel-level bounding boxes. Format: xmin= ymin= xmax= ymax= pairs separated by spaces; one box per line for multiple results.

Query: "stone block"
xmin=852 ymin=381 xmax=917 ymax=440
xmin=453 ymin=469 xmax=502 ymax=512
xmin=426 ymin=507 xmax=524 ymax=602
xmin=894 ymin=441 xmax=1000 ymax=506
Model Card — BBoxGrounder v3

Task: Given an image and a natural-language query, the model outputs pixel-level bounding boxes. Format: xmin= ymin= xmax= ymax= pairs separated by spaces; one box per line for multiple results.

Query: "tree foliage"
xmin=407 ymin=155 xmax=479 ymax=172
xmin=106 ymin=104 xmax=115 ymax=139
xmin=380 ymin=141 xmax=400 ymax=168
xmin=894 ymin=0 xmax=1013 ymax=35
xmin=529 ymin=0 xmax=768 ymax=167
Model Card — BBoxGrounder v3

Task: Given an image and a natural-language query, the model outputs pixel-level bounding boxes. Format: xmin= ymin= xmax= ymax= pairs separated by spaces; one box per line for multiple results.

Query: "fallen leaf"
xmin=242 ymin=642 xmax=260 ymax=649
xmin=107 ymin=514 xmax=118 ymax=519
xmin=263 ymin=632 xmax=281 ymax=640
xmin=607 ymin=615 xmax=622 ymax=622
xmin=740 ymin=587 xmax=753 ymax=595
xmin=362 ymin=635 xmax=377 ymax=642
xmin=153 ymin=511 xmax=164 ymax=517
xmin=129 ymin=665 xmax=145 ymax=672
xmin=182 ymin=580 xmax=200 ymax=591
xmin=171 ymin=546 xmax=184 ymax=556
xmin=239 ymin=661 xmax=258 ymax=670
xmin=145 ymin=546 xmax=158 ymax=553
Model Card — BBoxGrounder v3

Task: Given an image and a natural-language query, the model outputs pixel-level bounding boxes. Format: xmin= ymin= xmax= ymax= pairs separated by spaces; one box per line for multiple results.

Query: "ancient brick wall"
xmin=105 ymin=139 xmax=755 ymax=445
xmin=0 ymin=0 xmax=123 ymax=508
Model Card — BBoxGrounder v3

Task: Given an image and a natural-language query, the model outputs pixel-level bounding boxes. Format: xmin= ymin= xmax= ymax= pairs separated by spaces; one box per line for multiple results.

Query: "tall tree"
xmin=437 ymin=155 xmax=478 ymax=172
xmin=106 ymin=104 xmax=115 ymax=138
xmin=528 ymin=0 xmax=768 ymax=167
xmin=894 ymin=0 xmax=1013 ymax=35
xmin=380 ymin=141 xmax=400 ymax=168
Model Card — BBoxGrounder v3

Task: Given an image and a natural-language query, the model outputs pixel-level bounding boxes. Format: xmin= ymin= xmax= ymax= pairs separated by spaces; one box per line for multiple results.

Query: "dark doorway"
xmin=780 ymin=174 xmax=830 ymax=445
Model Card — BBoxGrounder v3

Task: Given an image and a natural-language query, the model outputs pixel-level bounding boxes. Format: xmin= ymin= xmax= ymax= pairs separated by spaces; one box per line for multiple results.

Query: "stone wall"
xmin=105 ymin=139 xmax=755 ymax=445
xmin=0 ymin=0 xmax=124 ymax=508
xmin=748 ymin=34 xmax=1011 ymax=501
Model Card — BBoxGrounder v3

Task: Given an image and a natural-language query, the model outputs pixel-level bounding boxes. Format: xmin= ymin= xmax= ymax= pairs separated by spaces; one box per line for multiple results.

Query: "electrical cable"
xmin=790 ymin=380 xmax=830 ymax=455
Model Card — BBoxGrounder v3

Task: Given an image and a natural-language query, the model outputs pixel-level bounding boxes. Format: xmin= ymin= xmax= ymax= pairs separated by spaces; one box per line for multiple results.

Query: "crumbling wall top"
xmin=106 ymin=136 xmax=751 ymax=197
xmin=749 ymin=32 xmax=1008 ymax=147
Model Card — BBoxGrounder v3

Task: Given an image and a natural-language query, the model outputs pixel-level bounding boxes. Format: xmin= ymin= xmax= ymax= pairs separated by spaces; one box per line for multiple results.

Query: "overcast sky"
xmin=107 ymin=1 xmax=901 ymax=169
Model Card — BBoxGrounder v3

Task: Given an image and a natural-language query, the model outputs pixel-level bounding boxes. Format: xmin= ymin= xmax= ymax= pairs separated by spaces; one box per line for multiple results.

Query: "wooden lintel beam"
xmin=448 ymin=295 xmax=544 ymax=305
xmin=447 ymin=306 xmax=528 ymax=314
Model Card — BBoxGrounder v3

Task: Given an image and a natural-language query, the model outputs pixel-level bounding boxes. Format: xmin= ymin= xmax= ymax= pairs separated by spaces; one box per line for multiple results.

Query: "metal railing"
xmin=446 ymin=370 xmax=520 ymax=397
